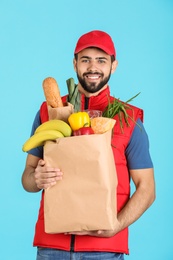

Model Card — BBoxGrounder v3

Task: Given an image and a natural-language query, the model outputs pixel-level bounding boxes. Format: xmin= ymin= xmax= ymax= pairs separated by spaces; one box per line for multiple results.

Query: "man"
xmin=22 ymin=30 xmax=155 ymax=260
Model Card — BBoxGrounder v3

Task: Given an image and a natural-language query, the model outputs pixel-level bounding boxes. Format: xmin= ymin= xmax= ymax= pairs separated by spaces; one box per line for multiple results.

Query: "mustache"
xmin=83 ymin=72 xmax=103 ymax=77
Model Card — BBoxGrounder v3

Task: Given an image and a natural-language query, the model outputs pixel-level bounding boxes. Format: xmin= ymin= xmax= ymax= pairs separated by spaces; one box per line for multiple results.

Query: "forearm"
xmin=117 ymin=181 xmax=155 ymax=232
xmin=98 ymin=168 xmax=155 ymax=237
xmin=22 ymin=165 xmax=41 ymax=192
xmin=22 ymin=154 xmax=41 ymax=192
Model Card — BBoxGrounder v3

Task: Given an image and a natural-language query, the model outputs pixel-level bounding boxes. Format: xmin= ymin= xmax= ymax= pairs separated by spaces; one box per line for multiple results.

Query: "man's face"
xmin=73 ymin=48 xmax=117 ymax=94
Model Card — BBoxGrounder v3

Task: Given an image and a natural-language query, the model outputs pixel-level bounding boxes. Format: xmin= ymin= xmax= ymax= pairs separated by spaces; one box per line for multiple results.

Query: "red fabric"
xmin=33 ymin=87 xmax=143 ymax=254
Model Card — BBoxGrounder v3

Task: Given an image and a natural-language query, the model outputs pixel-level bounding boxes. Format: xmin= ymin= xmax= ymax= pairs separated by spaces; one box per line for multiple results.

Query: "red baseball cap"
xmin=74 ymin=30 xmax=116 ymax=58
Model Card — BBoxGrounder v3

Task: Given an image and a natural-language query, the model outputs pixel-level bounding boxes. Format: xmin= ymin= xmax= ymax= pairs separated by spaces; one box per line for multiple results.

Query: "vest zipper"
xmin=70 ymin=234 xmax=75 ymax=252
xmin=70 ymin=97 xmax=89 ymax=252
xmin=84 ymin=97 xmax=89 ymax=110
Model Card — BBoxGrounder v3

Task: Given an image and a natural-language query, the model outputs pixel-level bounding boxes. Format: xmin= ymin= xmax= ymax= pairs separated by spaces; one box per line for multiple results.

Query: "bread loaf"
xmin=43 ymin=77 xmax=63 ymax=108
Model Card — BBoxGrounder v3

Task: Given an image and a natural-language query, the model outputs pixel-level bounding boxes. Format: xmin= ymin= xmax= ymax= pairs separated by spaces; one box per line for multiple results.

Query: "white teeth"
xmin=88 ymin=76 xmax=99 ymax=79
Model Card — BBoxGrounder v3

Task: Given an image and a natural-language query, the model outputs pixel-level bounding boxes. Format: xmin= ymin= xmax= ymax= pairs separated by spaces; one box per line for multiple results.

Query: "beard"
xmin=76 ymin=71 xmax=111 ymax=94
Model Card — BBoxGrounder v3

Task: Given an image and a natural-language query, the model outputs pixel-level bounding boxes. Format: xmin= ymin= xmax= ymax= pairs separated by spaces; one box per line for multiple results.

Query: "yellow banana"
xmin=22 ymin=130 xmax=64 ymax=152
xmin=34 ymin=119 xmax=72 ymax=137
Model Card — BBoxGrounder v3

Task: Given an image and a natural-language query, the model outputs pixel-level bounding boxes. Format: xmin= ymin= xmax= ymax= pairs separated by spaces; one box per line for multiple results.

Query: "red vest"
xmin=33 ymin=87 xmax=143 ymax=254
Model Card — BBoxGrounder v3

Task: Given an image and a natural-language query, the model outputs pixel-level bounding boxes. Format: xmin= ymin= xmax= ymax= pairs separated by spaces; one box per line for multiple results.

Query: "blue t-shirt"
xmin=28 ymin=111 xmax=153 ymax=170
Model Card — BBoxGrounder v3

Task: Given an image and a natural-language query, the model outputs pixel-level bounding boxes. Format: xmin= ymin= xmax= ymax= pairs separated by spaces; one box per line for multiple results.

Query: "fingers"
xmin=35 ymin=160 xmax=63 ymax=190
xmin=65 ymin=230 xmax=115 ymax=237
xmin=65 ymin=230 xmax=102 ymax=236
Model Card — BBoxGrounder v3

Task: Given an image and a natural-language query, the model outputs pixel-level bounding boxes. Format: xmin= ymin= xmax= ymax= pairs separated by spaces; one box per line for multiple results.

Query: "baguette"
xmin=42 ymin=77 xmax=63 ymax=108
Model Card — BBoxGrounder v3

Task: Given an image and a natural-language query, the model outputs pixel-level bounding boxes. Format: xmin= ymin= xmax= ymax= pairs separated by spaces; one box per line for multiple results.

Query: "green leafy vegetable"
xmin=103 ymin=92 xmax=141 ymax=132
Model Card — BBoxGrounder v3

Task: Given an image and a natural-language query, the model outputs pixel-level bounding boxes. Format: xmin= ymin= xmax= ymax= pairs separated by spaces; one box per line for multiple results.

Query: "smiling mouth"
xmin=85 ymin=73 xmax=101 ymax=80
xmin=87 ymin=75 xmax=100 ymax=79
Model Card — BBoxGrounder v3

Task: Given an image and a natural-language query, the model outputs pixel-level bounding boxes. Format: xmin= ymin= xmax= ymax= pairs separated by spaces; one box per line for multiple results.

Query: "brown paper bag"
xmin=48 ymin=102 xmax=74 ymax=123
xmin=43 ymin=130 xmax=118 ymax=234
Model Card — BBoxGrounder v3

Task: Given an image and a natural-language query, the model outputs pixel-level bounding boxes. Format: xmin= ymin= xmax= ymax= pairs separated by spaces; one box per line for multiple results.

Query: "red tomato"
xmin=73 ymin=127 xmax=94 ymax=136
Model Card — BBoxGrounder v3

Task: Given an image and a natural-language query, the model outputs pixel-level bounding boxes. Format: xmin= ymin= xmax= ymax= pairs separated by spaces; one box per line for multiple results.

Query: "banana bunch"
xmin=22 ymin=119 xmax=72 ymax=152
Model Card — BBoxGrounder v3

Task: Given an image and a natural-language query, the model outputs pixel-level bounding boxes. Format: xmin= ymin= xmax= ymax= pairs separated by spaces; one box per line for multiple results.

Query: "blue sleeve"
xmin=27 ymin=110 xmax=43 ymax=158
xmin=125 ymin=119 xmax=153 ymax=170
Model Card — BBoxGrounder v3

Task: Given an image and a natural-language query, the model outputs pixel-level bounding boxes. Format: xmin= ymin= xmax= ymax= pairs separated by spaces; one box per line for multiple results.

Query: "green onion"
xmin=103 ymin=92 xmax=141 ymax=132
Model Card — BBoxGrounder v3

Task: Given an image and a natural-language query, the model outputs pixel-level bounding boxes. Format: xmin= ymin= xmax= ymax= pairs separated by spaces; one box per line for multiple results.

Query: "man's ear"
xmin=73 ymin=58 xmax=77 ymax=72
xmin=111 ymin=60 xmax=118 ymax=74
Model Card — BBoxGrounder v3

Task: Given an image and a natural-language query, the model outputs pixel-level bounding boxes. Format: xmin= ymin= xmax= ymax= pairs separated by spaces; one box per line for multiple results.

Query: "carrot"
xmin=42 ymin=77 xmax=63 ymax=108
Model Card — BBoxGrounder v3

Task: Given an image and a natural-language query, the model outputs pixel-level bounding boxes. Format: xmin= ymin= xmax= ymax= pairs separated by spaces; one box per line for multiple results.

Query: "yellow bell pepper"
xmin=68 ymin=112 xmax=90 ymax=131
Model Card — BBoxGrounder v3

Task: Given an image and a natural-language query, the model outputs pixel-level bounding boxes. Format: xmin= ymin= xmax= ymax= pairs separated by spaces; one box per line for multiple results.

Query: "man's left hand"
xmin=65 ymin=230 xmax=116 ymax=237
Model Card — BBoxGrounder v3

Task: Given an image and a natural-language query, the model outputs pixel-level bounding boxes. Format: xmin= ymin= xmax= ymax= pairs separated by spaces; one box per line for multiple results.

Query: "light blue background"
xmin=0 ymin=0 xmax=172 ymax=259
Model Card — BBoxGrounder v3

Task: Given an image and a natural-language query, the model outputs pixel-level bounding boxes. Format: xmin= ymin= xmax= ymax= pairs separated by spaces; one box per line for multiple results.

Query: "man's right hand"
xmin=34 ymin=159 xmax=63 ymax=190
